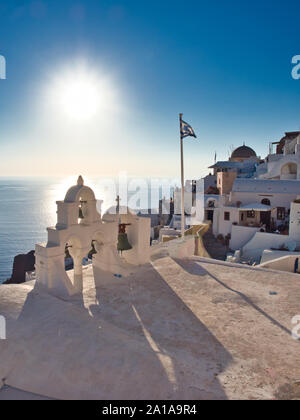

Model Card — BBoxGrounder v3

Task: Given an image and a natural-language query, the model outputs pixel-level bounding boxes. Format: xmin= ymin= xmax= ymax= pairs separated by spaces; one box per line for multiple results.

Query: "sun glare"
xmin=60 ymin=77 xmax=99 ymax=120
xmin=48 ymin=64 xmax=117 ymax=121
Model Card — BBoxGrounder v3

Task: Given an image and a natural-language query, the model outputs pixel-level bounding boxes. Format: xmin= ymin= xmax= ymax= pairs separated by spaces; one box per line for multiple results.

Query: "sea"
xmin=0 ymin=176 xmax=177 ymax=282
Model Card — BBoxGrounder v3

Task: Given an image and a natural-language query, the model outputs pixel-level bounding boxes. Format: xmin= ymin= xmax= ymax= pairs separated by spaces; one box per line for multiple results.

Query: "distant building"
xmin=229 ymin=144 xmax=258 ymax=162
xmin=212 ymin=178 xmax=300 ymax=247
xmin=189 ymin=137 xmax=300 ymax=263
xmin=257 ymin=131 xmax=300 ymax=180
xmin=209 ymin=145 xmax=259 ymax=179
xmin=162 ymin=135 xmax=300 ymax=264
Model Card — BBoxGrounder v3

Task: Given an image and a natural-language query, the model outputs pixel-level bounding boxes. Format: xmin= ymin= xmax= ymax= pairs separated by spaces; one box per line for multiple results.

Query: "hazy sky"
xmin=1 ymin=0 xmax=300 ymax=178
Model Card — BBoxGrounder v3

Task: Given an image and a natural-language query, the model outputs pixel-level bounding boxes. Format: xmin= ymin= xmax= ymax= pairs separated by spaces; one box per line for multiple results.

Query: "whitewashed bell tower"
xmin=35 ymin=176 xmax=151 ymax=298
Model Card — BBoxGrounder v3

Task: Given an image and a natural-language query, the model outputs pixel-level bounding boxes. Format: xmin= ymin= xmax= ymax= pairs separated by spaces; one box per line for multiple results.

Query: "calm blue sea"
xmin=0 ymin=177 xmax=175 ymax=282
xmin=0 ymin=178 xmax=57 ymax=282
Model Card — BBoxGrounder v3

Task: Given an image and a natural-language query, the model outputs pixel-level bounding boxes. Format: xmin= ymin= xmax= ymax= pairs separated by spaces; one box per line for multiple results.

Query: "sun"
xmin=59 ymin=76 xmax=100 ymax=120
xmin=48 ymin=64 xmax=117 ymax=121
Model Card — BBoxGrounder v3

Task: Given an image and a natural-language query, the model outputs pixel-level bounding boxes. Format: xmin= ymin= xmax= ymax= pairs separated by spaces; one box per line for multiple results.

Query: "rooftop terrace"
xmin=0 ymin=242 xmax=299 ymax=400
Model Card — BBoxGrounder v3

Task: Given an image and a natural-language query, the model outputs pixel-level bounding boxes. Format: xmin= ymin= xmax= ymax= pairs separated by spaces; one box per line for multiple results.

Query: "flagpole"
xmin=179 ymin=113 xmax=185 ymax=239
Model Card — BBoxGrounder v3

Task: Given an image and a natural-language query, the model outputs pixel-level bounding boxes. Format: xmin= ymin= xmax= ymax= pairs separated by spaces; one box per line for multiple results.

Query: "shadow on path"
xmin=174 ymin=258 xmax=293 ymax=337
xmin=0 ymin=262 xmax=233 ymax=400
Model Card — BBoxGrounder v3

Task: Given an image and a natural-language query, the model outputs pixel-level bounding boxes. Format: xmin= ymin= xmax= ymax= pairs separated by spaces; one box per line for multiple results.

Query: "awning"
xmin=238 ymin=203 xmax=272 ymax=211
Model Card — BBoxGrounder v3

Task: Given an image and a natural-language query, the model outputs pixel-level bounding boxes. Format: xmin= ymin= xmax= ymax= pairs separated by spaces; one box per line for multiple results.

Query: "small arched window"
xmin=261 ymin=198 xmax=271 ymax=206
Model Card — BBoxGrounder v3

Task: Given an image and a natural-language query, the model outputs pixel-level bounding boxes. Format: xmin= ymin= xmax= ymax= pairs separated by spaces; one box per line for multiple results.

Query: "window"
xmin=224 ymin=212 xmax=230 ymax=221
xmin=247 ymin=210 xmax=255 ymax=218
xmin=261 ymin=198 xmax=271 ymax=206
xmin=208 ymin=200 xmax=215 ymax=208
xmin=277 ymin=207 xmax=285 ymax=220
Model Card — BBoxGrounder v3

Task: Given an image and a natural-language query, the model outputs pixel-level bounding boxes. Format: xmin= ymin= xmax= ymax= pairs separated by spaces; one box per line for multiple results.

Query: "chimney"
xmin=217 ymin=171 xmax=237 ymax=196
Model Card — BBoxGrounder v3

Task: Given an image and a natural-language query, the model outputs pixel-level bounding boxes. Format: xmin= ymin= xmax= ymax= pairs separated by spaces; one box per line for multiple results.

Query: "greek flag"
xmin=180 ymin=119 xmax=197 ymax=139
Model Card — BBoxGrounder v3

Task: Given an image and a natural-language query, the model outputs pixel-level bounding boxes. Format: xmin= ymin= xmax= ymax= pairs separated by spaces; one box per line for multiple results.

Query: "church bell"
xmin=117 ymin=233 xmax=132 ymax=252
xmin=88 ymin=240 xmax=97 ymax=259
xmin=78 ymin=200 xmax=87 ymax=220
xmin=117 ymin=223 xmax=132 ymax=253
xmin=78 ymin=207 xmax=84 ymax=219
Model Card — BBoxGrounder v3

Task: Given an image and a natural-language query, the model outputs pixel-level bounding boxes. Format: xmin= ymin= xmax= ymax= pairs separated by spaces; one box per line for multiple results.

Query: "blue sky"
xmin=1 ymin=0 xmax=300 ymax=178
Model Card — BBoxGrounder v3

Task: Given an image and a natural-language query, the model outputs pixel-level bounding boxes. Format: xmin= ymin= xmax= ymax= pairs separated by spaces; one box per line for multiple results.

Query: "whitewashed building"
xmin=212 ymin=178 xmax=300 ymax=251
xmin=162 ymin=137 xmax=300 ymax=264
xmin=192 ymin=139 xmax=300 ymax=262
xmin=257 ymin=131 xmax=300 ymax=180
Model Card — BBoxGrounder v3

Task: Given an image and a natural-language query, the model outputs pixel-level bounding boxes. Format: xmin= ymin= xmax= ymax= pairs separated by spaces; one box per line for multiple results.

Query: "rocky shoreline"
xmin=2 ymin=250 xmax=35 ymax=285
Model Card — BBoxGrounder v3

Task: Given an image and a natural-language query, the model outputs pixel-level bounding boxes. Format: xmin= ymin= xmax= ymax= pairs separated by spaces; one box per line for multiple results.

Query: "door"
xmin=260 ymin=211 xmax=271 ymax=231
xmin=207 ymin=210 xmax=214 ymax=222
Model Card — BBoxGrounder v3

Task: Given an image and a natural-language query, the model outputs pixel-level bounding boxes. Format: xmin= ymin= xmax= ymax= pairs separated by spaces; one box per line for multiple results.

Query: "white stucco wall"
xmin=242 ymin=232 xmax=288 ymax=261
xmin=215 ymin=207 xmax=239 ymax=237
xmin=259 ymin=254 xmax=300 ymax=273
xmin=194 ymin=194 xmax=219 ymax=225
xmin=230 ymin=225 xmax=260 ymax=251
xmin=261 ymin=249 xmax=300 ymax=264
xmin=174 ymin=191 xmax=194 ymax=215
xmin=212 ymin=208 xmax=219 ymax=236
xmin=289 ymin=201 xmax=300 ymax=239
xmin=231 ymin=191 xmax=297 ymax=209
xmin=256 ymin=149 xmax=300 ymax=180
xmin=240 ymin=201 xmax=300 ymax=261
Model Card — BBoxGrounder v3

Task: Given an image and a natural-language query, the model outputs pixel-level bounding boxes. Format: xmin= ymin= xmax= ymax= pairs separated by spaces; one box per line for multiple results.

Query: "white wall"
xmin=269 ymin=156 xmax=298 ymax=177
xmin=212 ymin=208 xmax=219 ymax=236
xmin=216 ymin=206 xmax=239 ymax=237
xmin=231 ymin=191 xmax=297 ymax=209
xmin=230 ymin=225 xmax=260 ymax=250
xmin=194 ymin=194 xmax=219 ymax=225
xmin=261 ymin=249 xmax=300 ymax=264
xmin=124 ymin=217 xmax=151 ymax=265
xmin=242 ymin=232 xmax=287 ymax=261
xmin=259 ymin=254 xmax=300 ymax=273
xmin=289 ymin=201 xmax=300 ymax=239
xmin=174 ymin=190 xmax=194 ymax=215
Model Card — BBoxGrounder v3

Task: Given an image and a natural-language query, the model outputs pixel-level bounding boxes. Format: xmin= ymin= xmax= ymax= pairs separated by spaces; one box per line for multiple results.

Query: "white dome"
xmin=64 ymin=176 xmax=96 ymax=203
